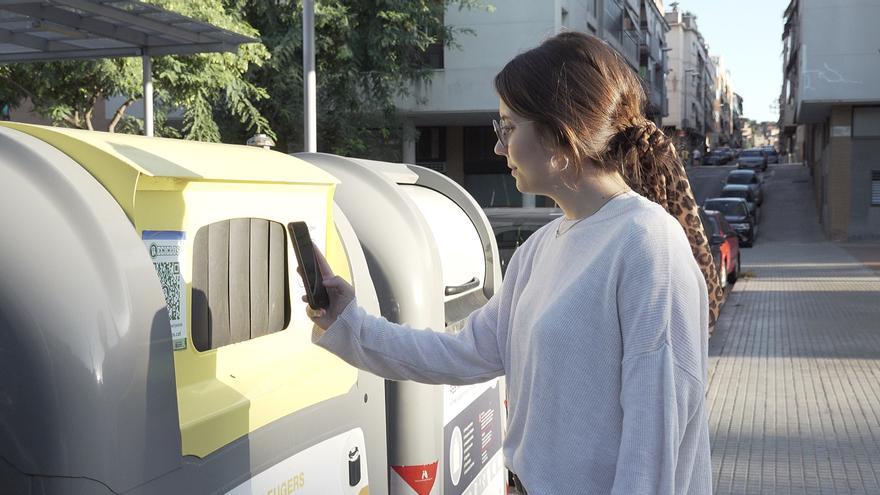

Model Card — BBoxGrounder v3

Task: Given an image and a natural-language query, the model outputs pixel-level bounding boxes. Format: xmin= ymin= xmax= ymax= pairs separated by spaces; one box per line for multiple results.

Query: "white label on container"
xmin=143 ymin=230 xmax=187 ymax=351
xmin=226 ymin=428 xmax=368 ymax=494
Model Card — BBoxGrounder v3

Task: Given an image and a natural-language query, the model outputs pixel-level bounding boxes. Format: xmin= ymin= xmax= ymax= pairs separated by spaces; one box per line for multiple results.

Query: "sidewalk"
xmin=707 ymin=164 xmax=880 ymax=494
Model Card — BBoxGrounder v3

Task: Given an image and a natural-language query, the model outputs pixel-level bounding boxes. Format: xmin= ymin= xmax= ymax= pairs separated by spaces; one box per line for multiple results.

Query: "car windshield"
xmin=704 ymin=200 xmax=747 ymax=216
xmin=727 ymin=174 xmax=753 ymax=184
xmin=722 ymin=189 xmax=751 ymax=200
xmin=741 ymin=150 xmax=763 ymax=157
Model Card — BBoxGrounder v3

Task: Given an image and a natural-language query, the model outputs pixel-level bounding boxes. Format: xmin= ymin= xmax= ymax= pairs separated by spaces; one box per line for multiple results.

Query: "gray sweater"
xmin=315 ymin=191 xmax=712 ymax=494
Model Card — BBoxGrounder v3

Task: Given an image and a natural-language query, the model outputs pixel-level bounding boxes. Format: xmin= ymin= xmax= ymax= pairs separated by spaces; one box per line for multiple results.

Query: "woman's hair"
xmin=494 ymin=31 xmax=676 ymax=201
xmin=494 ymin=31 xmax=724 ymax=328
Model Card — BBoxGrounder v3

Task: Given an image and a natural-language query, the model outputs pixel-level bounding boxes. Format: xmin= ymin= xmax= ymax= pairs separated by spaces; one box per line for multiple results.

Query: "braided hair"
xmin=608 ymin=119 xmax=725 ymax=328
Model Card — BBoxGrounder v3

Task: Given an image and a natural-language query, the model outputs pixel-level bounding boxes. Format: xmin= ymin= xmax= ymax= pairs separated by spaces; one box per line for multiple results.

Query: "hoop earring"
xmin=550 ymin=155 xmax=570 ymax=172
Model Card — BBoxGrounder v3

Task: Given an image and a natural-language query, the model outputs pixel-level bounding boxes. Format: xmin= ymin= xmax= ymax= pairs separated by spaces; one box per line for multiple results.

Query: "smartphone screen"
xmin=287 ymin=221 xmax=330 ymax=309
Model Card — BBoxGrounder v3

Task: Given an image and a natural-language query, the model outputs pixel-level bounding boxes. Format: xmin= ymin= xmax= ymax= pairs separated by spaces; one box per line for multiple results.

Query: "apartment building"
xmin=711 ymin=56 xmax=735 ymax=147
xmin=732 ymin=92 xmax=744 ymax=147
xmin=640 ymin=0 xmax=670 ymax=124
xmin=396 ymin=0 xmax=667 ymax=208
xmin=661 ymin=5 xmax=714 ymax=155
xmin=780 ymin=0 xmax=880 ymax=239
xmin=739 ymin=117 xmax=753 ymax=148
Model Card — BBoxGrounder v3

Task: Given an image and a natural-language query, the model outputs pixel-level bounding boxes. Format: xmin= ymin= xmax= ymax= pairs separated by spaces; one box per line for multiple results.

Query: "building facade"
xmin=396 ymin=0 xmax=668 ymax=208
xmin=661 ymin=5 xmax=714 ymax=156
xmin=780 ymin=0 xmax=880 ymax=239
xmin=732 ymin=92 xmax=744 ymax=147
xmin=640 ymin=0 xmax=670 ymax=124
xmin=711 ymin=56 xmax=735 ymax=147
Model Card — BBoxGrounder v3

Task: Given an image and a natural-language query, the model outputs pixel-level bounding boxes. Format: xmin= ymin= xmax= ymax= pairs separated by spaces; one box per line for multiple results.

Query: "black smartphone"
xmin=287 ymin=221 xmax=330 ymax=310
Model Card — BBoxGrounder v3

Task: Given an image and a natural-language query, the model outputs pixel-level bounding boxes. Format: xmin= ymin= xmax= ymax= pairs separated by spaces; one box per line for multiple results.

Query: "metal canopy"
xmin=0 ymin=0 xmax=257 ymax=63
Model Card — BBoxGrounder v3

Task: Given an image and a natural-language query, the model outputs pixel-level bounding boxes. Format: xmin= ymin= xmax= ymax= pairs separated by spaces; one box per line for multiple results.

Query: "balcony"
xmin=622 ymin=30 xmax=639 ymax=67
xmin=780 ymin=98 xmax=797 ymax=128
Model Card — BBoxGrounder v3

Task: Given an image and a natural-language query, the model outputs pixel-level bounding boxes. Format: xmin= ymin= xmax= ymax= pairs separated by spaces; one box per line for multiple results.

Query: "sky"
xmin=674 ymin=0 xmax=789 ymax=123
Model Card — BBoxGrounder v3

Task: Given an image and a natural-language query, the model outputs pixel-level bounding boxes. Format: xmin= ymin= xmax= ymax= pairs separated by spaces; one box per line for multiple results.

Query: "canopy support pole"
xmin=143 ymin=52 xmax=154 ymax=137
xmin=303 ymin=0 xmax=316 ymax=152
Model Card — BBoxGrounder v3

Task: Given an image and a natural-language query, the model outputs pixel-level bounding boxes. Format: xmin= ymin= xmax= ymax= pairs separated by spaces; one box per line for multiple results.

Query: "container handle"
xmin=445 ymin=277 xmax=480 ymax=296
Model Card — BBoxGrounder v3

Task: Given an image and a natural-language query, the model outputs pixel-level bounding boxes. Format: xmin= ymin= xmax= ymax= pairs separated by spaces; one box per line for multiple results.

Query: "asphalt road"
xmin=686 ymin=163 xmax=735 ymax=205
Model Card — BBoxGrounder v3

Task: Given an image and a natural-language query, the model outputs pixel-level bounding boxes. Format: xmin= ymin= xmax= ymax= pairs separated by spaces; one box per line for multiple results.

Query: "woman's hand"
xmin=299 ymin=242 xmax=355 ymax=330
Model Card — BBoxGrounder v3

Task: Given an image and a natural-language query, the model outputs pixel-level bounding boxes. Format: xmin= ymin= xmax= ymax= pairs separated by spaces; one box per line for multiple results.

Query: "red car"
xmin=699 ymin=208 xmax=741 ymax=289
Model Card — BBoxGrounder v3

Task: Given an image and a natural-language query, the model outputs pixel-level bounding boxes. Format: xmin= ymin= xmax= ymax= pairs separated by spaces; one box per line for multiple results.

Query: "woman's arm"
xmin=303 ymin=243 xmax=508 ymax=385
xmin=314 ymin=295 xmax=506 ymax=385
xmin=610 ymin=217 xmax=710 ymax=494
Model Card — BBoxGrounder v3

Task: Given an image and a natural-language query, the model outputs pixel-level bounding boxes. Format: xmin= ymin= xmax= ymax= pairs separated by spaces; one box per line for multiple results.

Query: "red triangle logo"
xmin=392 ymin=462 xmax=438 ymax=495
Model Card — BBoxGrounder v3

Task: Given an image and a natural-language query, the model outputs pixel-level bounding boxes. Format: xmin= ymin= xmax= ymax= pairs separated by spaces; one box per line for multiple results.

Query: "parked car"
xmin=699 ymin=207 xmax=741 ymax=288
xmin=724 ymin=169 xmax=763 ymax=205
xmin=484 ymin=207 xmax=563 ymax=275
xmin=717 ymin=146 xmax=735 ymax=162
xmin=703 ymin=198 xmax=757 ymax=247
xmin=737 ymin=148 xmax=768 ymax=171
xmin=703 ymin=150 xmax=729 ymax=166
xmin=719 ymin=184 xmax=759 ymax=222
xmin=761 ymin=146 xmax=780 ymax=164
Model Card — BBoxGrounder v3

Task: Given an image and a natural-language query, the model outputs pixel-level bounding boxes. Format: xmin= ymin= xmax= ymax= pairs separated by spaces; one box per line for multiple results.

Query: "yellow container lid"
xmin=0 ymin=122 xmax=337 ymax=220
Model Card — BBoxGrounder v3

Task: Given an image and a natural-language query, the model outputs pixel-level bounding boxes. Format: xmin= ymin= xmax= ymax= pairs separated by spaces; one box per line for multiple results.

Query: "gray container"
xmin=296 ymin=153 xmax=506 ymax=495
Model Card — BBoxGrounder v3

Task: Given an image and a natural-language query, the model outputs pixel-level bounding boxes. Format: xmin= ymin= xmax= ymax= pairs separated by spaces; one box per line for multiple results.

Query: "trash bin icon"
xmin=349 ymin=446 xmax=361 ymax=486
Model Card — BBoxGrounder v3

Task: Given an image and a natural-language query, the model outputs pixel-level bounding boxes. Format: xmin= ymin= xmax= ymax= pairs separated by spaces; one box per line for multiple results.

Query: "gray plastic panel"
xmin=192 ymin=224 xmax=211 ymax=350
xmin=249 ymin=219 xmax=270 ymax=338
xmin=208 ymin=221 xmax=231 ymax=347
xmin=268 ymin=221 xmax=287 ymax=332
xmin=0 ymin=127 xmax=181 ymax=491
xmin=229 ymin=218 xmax=250 ymax=343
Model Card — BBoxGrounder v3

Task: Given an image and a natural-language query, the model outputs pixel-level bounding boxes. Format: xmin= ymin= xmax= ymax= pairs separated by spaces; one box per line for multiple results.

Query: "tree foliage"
xmin=221 ymin=0 xmax=487 ymax=155
xmin=0 ymin=0 xmax=271 ymax=141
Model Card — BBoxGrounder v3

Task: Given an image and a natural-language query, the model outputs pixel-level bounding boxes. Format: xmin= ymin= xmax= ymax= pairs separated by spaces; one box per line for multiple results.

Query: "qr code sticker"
xmin=153 ymin=261 xmax=182 ymax=321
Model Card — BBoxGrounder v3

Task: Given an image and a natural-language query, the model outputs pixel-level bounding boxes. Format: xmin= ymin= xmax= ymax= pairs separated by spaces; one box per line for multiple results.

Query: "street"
xmin=692 ymin=163 xmax=880 ymax=494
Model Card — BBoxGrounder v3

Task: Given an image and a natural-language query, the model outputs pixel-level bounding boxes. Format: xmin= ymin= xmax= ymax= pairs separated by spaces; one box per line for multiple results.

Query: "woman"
xmin=305 ymin=32 xmax=717 ymax=494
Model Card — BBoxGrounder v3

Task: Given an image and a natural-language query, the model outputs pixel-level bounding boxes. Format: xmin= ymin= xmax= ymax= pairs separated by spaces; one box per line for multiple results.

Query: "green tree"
xmin=0 ymin=0 xmax=271 ymax=141
xmin=220 ymin=0 xmax=488 ymax=156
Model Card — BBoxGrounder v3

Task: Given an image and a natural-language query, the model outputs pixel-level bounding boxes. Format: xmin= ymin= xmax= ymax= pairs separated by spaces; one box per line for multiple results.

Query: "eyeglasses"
xmin=493 ymin=119 xmax=534 ymax=148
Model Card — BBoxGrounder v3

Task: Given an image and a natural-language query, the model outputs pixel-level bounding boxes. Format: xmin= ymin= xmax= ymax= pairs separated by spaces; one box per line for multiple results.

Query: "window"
xmin=872 ymin=171 xmax=880 ymax=206
xmin=418 ymin=6 xmax=445 ymax=69
xmin=191 ymin=219 xmax=290 ymax=351
xmin=853 ymin=107 xmax=880 ymax=138
xmin=422 ymin=41 xmax=444 ymax=70
xmin=463 ymin=126 xmax=506 ymax=174
xmin=416 ymin=126 xmax=446 ymax=163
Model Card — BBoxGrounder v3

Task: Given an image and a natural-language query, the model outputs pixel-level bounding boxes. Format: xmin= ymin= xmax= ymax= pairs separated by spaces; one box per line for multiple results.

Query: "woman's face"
xmin=494 ymin=100 xmax=558 ymax=196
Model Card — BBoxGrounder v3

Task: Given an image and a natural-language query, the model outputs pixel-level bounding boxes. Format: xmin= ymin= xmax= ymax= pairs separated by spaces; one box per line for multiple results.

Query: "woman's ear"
xmin=549 ymin=153 xmax=571 ymax=172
